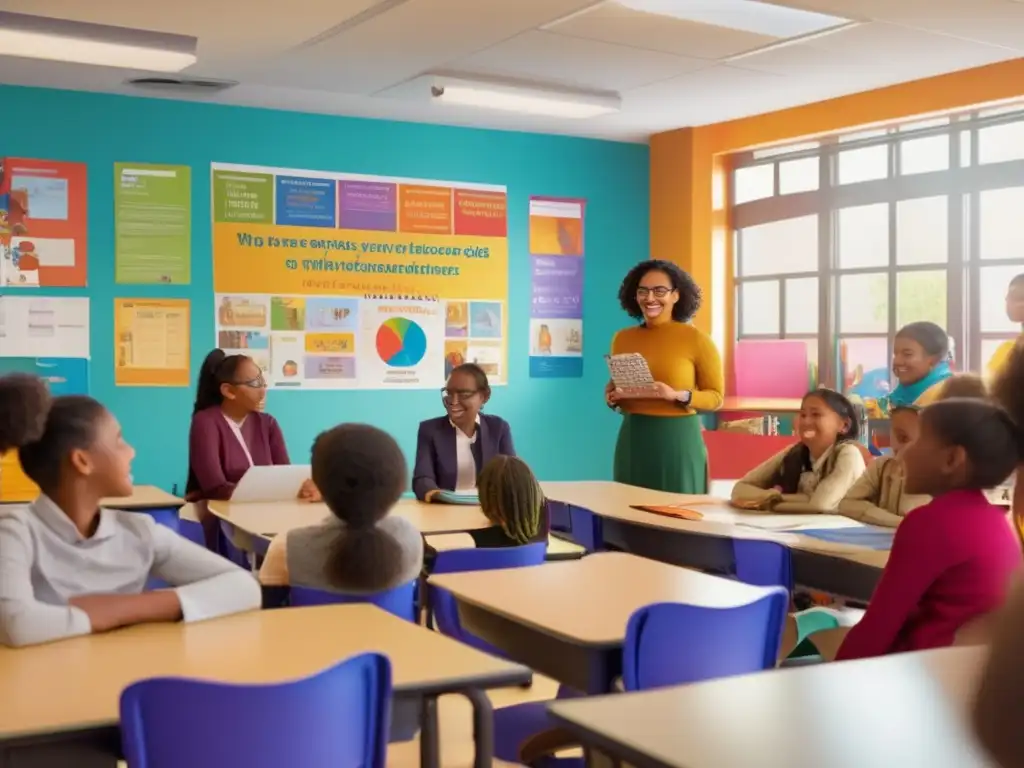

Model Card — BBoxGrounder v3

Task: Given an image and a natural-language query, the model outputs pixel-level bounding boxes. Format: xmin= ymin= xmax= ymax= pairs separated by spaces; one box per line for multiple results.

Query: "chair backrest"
xmin=548 ymin=500 xmax=572 ymax=534
xmin=120 ymin=652 xmax=392 ymax=768
xmin=568 ymin=505 xmax=603 ymax=553
xmin=218 ymin=520 xmax=250 ymax=568
xmin=732 ymin=539 xmax=793 ymax=592
xmin=622 ymin=590 xmax=789 ymax=692
xmin=289 ymin=581 xmax=417 ymax=623
xmin=429 ymin=543 xmax=547 ymax=652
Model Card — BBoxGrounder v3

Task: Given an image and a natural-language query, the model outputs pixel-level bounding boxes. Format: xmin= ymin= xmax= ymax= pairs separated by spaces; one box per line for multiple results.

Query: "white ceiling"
xmin=1 ymin=0 xmax=1023 ymax=142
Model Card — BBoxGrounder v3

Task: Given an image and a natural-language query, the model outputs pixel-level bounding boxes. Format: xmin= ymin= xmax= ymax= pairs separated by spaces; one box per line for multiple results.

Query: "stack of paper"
xmin=436 ymin=490 xmax=479 ymax=505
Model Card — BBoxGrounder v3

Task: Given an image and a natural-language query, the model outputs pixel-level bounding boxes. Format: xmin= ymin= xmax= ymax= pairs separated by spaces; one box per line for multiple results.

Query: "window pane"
xmin=840 ymin=129 xmax=888 ymax=143
xmin=739 ymin=215 xmax=818 ymax=276
xmin=734 ymin=164 xmax=774 ymax=204
xmin=899 ymin=134 xmax=949 ymax=175
xmin=740 ymin=281 xmax=780 ymax=335
xmin=838 ymin=145 xmax=888 ymax=184
xmin=960 ymin=131 xmax=972 ymax=168
xmin=896 ymin=197 xmax=947 ymax=265
xmin=979 ymin=121 xmax=1024 ymax=164
xmin=980 ymin=187 xmax=1024 ymax=261
xmin=839 ymin=273 xmax=888 ymax=333
xmin=778 ymin=157 xmax=819 ymax=194
xmin=980 ymin=265 xmax=1023 ymax=333
xmin=801 ymin=338 xmax=820 ymax=388
xmin=753 ymin=141 xmax=820 ymax=159
xmin=784 ymin=277 xmax=818 ymax=335
xmin=898 ymin=117 xmax=950 ymax=132
xmin=838 ymin=204 xmax=888 ymax=269
xmin=839 ymin=337 xmax=890 ymax=400
xmin=897 ymin=270 xmax=947 ymax=329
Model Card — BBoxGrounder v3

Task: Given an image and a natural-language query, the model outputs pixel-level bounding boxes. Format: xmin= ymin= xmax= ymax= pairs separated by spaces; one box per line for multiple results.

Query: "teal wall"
xmin=1 ymin=85 xmax=649 ymax=492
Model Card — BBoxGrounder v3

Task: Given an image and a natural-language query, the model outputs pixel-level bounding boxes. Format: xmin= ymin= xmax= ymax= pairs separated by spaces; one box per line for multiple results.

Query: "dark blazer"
xmin=186 ymin=406 xmax=291 ymax=501
xmin=412 ymin=414 xmax=515 ymax=500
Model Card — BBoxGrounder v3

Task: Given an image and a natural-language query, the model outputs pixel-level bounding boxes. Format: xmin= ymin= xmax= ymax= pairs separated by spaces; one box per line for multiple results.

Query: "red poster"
xmin=453 ymin=189 xmax=507 ymax=237
xmin=1 ymin=157 xmax=88 ymax=287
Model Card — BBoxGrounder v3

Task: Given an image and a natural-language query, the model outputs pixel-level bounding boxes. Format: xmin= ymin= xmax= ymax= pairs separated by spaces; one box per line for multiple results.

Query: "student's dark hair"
xmin=0 ymin=373 xmax=108 ymax=491
xmin=478 ymin=456 xmax=545 ymax=545
xmin=448 ymin=362 xmax=491 ymax=398
xmin=618 ymin=259 xmax=702 ymax=323
xmin=312 ymin=423 xmax=409 ymax=590
xmin=775 ymin=388 xmax=862 ymax=494
xmin=895 ymin=321 xmax=950 ymax=359
xmin=921 ymin=400 xmax=1019 ymax=490
xmin=938 ymin=373 xmax=988 ymax=401
xmin=192 ymin=349 xmax=249 ymax=414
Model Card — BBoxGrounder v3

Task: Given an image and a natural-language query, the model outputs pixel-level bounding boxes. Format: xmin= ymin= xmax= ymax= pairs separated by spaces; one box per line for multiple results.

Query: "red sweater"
xmin=837 ymin=489 xmax=1021 ymax=661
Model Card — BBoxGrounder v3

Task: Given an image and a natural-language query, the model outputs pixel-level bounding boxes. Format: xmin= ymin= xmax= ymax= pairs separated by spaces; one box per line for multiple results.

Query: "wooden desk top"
xmin=426 ymin=532 xmax=585 ymax=557
xmin=429 ymin=552 xmax=780 ymax=647
xmin=208 ymin=497 xmax=490 ymax=539
xmin=0 ymin=605 xmax=529 ymax=742
xmin=720 ymin=397 xmax=804 ymax=412
xmin=549 ymin=646 xmax=993 ymax=768
xmin=102 ymin=485 xmax=184 ymax=510
xmin=540 ymin=481 xmax=889 ymax=570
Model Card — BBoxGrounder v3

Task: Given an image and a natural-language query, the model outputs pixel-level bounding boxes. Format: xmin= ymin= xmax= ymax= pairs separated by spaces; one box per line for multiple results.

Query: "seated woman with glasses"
xmin=186 ymin=349 xmax=318 ymax=549
xmin=412 ymin=363 xmax=515 ymax=502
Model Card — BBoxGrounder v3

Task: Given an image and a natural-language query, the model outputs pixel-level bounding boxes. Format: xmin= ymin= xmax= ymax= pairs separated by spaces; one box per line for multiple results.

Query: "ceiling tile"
xmin=544 ymin=3 xmax=778 ymax=60
xmin=453 ymin=30 xmax=710 ymax=92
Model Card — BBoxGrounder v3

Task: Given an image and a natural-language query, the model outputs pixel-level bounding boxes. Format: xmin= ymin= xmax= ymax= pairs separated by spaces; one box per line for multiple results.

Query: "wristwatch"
xmin=675 ymin=390 xmax=693 ymax=406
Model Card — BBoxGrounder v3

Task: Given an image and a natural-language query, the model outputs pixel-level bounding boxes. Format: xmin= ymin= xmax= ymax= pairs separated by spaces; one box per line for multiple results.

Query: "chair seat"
xmin=493 ymin=702 xmax=582 ymax=768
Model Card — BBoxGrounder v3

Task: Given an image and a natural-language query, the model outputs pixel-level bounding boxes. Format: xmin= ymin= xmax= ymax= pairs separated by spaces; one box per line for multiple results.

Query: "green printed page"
xmin=115 ymin=163 xmax=192 ymax=284
xmin=213 ymin=169 xmax=274 ymax=224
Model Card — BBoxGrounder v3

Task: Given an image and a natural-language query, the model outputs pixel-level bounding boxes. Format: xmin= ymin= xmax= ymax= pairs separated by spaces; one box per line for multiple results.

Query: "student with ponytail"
xmin=0 ymin=374 xmax=259 ymax=648
xmin=258 ymin=424 xmax=423 ymax=594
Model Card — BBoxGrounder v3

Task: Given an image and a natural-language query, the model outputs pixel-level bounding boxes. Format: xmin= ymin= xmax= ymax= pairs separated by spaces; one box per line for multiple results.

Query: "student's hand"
xmin=424 ymin=489 xmax=441 ymax=503
xmin=297 ymin=479 xmax=321 ymax=502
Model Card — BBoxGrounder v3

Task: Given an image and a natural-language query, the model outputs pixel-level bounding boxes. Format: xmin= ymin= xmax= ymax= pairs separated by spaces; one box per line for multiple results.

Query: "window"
xmin=731 ymin=106 xmax=1024 ymax=391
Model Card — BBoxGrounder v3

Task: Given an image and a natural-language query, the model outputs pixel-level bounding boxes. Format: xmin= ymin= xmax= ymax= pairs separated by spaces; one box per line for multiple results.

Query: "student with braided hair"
xmin=472 ymin=455 xmax=549 ymax=547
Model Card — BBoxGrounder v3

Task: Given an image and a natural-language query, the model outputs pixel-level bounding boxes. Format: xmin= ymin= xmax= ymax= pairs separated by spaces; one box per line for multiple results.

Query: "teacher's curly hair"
xmin=618 ymin=259 xmax=702 ymax=323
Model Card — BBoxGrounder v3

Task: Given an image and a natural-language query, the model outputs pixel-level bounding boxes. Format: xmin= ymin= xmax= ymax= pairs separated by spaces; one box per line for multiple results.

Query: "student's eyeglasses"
xmin=636 ymin=287 xmax=673 ymax=299
xmin=441 ymin=387 xmax=478 ymax=403
xmin=234 ymin=374 xmax=267 ymax=389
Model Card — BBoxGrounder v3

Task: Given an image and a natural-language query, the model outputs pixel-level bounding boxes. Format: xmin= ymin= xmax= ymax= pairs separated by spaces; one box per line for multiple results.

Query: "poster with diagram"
xmin=211 ymin=162 xmax=508 ymax=389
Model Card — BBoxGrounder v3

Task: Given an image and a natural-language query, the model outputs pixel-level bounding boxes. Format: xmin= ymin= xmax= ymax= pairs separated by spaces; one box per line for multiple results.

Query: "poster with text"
xmin=211 ymin=163 xmax=508 ymax=389
xmin=528 ymin=197 xmax=584 ymax=378
xmin=0 ymin=157 xmax=88 ymax=287
xmin=114 ymin=298 xmax=191 ymax=386
xmin=115 ymin=163 xmax=191 ymax=284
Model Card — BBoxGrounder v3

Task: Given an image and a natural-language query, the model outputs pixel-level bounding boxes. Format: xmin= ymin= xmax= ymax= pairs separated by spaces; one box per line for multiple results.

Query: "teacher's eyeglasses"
xmin=636 ymin=287 xmax=674 ymax=299
xmin=441 ymin=387 xmax=478 ymax=403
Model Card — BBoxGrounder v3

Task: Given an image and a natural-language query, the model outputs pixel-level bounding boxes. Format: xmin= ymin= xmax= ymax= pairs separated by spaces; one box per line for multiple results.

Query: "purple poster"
xmin=528 ymin=197 xmax=585 ymax=378
xmin=339 ymin=181 xmax=397 ymax=232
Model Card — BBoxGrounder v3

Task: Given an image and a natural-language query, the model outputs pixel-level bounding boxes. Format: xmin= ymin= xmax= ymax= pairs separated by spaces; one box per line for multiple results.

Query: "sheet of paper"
xmin=114 ymin=298 xmax=190 ymax=386
xmin=0 ymin=296 xmax=89 ymax=358
xmin=736 ymin=515 xmax=862 ymax=532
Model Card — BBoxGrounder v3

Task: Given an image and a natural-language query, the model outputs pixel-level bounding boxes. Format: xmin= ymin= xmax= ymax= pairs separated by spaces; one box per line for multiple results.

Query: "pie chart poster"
xmin=361 ymin=300 xmax=444 ymax=387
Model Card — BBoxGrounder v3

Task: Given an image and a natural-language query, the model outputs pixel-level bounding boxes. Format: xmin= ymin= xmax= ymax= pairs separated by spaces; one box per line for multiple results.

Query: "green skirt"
xmin=613 ymin=413 xmax=707 ymax=494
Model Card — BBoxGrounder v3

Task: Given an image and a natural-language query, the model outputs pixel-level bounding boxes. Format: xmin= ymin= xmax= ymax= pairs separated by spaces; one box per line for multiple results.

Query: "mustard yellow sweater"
xmin=611 ymin=321 xmax=724 ymax=416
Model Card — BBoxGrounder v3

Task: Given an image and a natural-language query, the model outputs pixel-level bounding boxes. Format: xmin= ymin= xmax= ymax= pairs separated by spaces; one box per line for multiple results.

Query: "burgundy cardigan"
xmin=186 ymin=406 xmax=291 ymax=500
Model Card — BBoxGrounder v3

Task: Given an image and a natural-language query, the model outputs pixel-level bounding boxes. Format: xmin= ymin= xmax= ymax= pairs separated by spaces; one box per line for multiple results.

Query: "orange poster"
xmin=114 ymin=298 xmax=191 ymax=386
xmin=398 ymin=184 xmax=452 ymax=235
xmin=0 ymin=157 xmax=88 ymax=288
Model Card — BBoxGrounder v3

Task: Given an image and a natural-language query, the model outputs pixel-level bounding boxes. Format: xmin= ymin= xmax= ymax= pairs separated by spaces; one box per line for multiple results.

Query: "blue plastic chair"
xmin=732 ymin=539 xmax=793 ymax=591
xmin=219 ymin=520 xmax=251 ymax=569
xmin=497 ymin=591 xmax=789 ymax=768
xmin=142 ymin=508 xmax=181 ymax=591
xmin=290 ymin=581 xmax=417 ymax=623
xmin=120 ymin=652 xmax=391 ymax=768
xmin=428 ymin=542 xmax=547 ymax=654
xmin=548 ymin=500 xmax=571 ymax=534
xmin=567 ymin=505 xmax=603 ymax=553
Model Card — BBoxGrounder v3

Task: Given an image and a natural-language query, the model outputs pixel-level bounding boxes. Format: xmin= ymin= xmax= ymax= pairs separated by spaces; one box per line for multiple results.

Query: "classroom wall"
xmin=652 ymin=57 xmax=1024 ymax=377
xmin=0 ymin=85 xmax=648 ymax=492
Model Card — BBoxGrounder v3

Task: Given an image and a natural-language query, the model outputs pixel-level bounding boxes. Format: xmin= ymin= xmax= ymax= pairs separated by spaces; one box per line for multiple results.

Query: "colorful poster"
xmin=0 ymin=158 xmax=88 ymax=287
xmin=211 ymin=163 xmax=508 ymax=389
xmin=114 ymin=299 xmax=191 ymax=386
xmin=0 ymin=296 xmax=90 ymax=358
xmin=528 ymin=197 xmax=585 ymax=378
xmin=114 ymin=163 xmax=191 ymax=284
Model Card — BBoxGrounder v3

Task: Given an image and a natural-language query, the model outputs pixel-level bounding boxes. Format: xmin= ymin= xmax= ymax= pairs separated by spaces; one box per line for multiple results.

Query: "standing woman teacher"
xmin=607 ymin=259 xmax=724 ymax=493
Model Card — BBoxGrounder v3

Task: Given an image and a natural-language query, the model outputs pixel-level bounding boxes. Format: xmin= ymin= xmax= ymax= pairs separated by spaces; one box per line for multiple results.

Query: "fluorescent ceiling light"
xmin=430 ymin=78 xmax=620 ymax=119
xmin=0 ymin=12 xmax=196 ymax=72
xmin=615 ymin=0 xmax=851 ymax=38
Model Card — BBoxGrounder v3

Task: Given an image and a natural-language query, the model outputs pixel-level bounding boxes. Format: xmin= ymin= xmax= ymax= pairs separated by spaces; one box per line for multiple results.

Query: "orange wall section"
xmin=651 ymin=56 xmax=1024 ymax=376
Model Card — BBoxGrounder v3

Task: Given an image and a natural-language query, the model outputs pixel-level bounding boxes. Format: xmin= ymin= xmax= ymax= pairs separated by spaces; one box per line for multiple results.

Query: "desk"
xmin=0 ymin=605 xmax=530 ymax=768
xmin=542 ymin=481 xmax=887 ymax=601
xmin=101 ymin=486 xmax=183 ymax=511
xmin=429 ymin=552 xmax=777 ymax=694
xmin=425 ymin=532 xmax=586 ymax=561
xmin=548 ymin=646 xmax=993 ymax=768
xmin=208 ymin=498 xmax=490 ymax=541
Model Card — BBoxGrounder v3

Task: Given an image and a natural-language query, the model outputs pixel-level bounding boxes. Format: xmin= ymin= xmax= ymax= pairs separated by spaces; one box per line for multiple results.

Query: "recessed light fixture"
xmin=429 ymin=77 xmax=620 ymax=119
xmin=615 ymin=0 xmax=851 ymax=38
xmin=0 ymin=12 xmax=197 ymax=72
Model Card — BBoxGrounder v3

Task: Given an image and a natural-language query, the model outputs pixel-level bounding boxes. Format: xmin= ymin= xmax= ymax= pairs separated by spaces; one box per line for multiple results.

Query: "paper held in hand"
xmin=605 ymin=353 xmax=659 ymax=395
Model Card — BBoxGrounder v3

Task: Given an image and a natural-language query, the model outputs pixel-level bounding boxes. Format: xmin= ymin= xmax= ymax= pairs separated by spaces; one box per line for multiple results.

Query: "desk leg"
xmin=418 ymin=695 xmax=440 ymax=768
xmin=463 ymin=688 xmax=494 ymax=768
